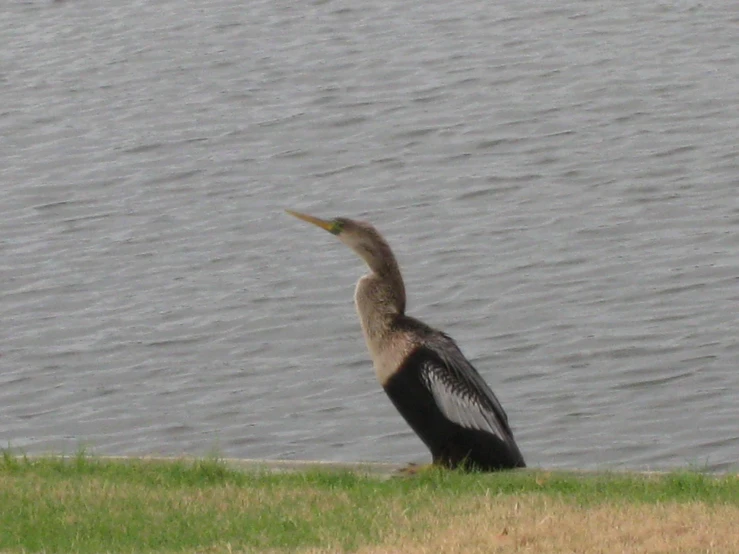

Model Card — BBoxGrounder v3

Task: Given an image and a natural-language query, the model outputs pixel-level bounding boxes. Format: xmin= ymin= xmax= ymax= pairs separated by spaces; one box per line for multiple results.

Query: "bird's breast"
xmin=363 ymin=331 xmax=416 ymax=387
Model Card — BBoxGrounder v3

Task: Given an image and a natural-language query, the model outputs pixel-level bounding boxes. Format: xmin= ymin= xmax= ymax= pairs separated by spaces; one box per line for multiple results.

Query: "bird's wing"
xmin=419 ymin=336 xmax=515 ymax=442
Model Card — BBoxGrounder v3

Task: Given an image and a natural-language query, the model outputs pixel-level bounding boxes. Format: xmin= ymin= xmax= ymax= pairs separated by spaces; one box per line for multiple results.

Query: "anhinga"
xmin=286 ymin=210 xmax=526 ymax=471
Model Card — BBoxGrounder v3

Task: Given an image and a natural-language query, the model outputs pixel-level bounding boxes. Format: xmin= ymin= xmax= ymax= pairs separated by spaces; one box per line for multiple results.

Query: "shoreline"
xmin=19 ymin=453 xmax=737 ymax=477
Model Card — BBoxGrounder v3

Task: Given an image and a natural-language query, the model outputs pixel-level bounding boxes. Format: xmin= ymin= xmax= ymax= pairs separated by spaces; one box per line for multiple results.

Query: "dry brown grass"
xmin=48 ymin=477 xmax=733 ymax=554
xmin=299 ymin=495 xmax=739 ymax=554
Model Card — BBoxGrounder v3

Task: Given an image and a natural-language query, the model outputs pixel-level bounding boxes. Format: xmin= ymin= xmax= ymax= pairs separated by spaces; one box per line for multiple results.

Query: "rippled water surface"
xmin=1 ymin=0 xmax=737 ymax=470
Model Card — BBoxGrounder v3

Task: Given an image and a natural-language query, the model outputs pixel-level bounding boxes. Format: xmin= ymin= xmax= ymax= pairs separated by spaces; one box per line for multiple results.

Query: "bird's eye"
xmin=329 ymin=220 xmax=344 ymax=235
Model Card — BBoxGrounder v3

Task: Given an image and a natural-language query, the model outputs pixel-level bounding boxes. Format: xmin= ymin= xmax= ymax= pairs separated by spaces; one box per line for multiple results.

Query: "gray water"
xmin=1 ymin=0 xmax=737 ymax=471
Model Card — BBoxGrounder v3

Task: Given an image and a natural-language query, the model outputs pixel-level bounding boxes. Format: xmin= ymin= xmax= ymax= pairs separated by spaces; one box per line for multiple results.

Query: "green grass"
xmin=0 ymin=452 xmax=737 ymax=553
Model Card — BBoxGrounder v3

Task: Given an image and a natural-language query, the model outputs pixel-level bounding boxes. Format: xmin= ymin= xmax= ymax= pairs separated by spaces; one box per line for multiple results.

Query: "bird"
xmin=286 ymin=210 xmax=526 ymax=471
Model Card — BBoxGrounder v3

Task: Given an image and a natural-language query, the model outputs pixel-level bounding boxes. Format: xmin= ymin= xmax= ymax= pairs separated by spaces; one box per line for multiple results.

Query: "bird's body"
xmin=287 ymin=210 xmax=525 ymax=471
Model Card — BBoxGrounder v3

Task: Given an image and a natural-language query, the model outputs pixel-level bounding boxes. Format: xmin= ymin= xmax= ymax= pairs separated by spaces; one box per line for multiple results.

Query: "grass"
xmin=0 ymin=451 xmax=737 ymax=553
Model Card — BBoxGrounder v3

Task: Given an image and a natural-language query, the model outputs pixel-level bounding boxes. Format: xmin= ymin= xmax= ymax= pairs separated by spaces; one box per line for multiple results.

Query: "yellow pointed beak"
xmin=285 ymin=209 xmax=336 ymax=233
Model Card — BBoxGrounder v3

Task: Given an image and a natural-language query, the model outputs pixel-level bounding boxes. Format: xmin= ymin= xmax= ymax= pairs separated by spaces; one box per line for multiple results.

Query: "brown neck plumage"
xmin=353 ymin=248 xmax=406 ymax=345
xmin=358 ymin=235 xmax=406 ymax=316
xmin=344 ymin=224 xmax=415 ymax=383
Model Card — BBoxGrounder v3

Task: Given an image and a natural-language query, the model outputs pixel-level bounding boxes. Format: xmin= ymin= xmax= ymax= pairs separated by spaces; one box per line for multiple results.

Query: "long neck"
xmin=369 ymin=251 xmax=406 ymax=314
xmin=351 ymin=231 xmax=406 ymax=315
xmin=354 ymin=262 xmax=406 ymax=344
xmin=355 ymin=270 xmax=415 ymax=385
xmin=351 ymin=239 xmax=412 ymax=384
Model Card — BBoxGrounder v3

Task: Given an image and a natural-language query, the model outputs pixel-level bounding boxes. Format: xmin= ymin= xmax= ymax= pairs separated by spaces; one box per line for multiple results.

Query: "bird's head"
xmin=286 ymin=210 xmax=394 ymax=275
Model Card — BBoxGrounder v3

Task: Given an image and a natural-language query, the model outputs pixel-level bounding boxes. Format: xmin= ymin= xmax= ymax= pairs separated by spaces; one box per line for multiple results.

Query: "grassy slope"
xmin=0 ymin=453 xmax=737 ymax=553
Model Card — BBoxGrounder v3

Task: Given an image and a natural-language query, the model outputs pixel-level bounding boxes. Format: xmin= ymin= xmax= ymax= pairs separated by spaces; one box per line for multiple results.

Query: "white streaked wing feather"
xmin=421 ymin=359 xmax=510 ymax=442
xmin=429 ymin=332 xmax=513 ymax=426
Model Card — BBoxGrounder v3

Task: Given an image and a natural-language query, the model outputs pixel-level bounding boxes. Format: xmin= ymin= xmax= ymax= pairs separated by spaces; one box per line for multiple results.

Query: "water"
xmin=1 ymin=0 xmax=737 ymax=471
